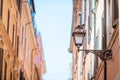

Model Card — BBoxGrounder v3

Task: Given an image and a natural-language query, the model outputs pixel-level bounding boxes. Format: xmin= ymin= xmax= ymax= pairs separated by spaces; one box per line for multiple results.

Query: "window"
xmin=87 ymin=71 xmax=91 ymax=80
xmin=105 ymin=0 xmax=118 ymax=45
xmin=73 ymin=15 xmax=77 ymax=25
xmin=4 ymin=62 xmax=7 ymax=80
xmin=30 ymin=0 xmax=35 ymax=13
xmin=24 ymin=27 xmax=26 ymax=50
xmin=94 ymin=27 xmax=100 ymax=75
xmin=89 ymin=0 xmax=92 ymax=29
xmin=0 ymin=48 xmax=3 ymax=80
xmin=101 ymin=17 xmax=105 ymax=49
xmin=112 ymin=0 xmax=119 ymax=29
xmin=81 ymin=0 xmax=85 ymax=25
xmin=7 ymin=10 xmax=10 ymax=34
xmin=10 ymin=72 xmax=12 ymax=80
xmin=20 ymin=69 xmax=24 ymax=80
xmin=88 ymin=16 xmax=91 ymax=44
xmin=16 ymin=0 xmax=21 ymax=16
xmin=96 ymin=0 xmax=99 ymax=6
xmin=16 ymin=10 xmax=18 ymax=19
xmin=12 ymin=25 xmax=15 ymax=46
xmin=22 ymin=26 xmax=24 ymax=42
xmin=17 ymin=36 xmax=19 ymax=57
xmin=83 ymin=35 xmax=87 ymax=58
xmin=0 ymin=0 xmax=3 ymax=17
xmin=88 ymin=0 xmax=92 ymax=44
xmin=24 ymin=38 xmax=26 ymax=50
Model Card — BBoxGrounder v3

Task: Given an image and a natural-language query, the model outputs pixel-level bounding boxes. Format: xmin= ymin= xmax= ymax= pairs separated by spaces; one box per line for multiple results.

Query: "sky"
xmin=34 ymin=0 xmax=73 ymax=80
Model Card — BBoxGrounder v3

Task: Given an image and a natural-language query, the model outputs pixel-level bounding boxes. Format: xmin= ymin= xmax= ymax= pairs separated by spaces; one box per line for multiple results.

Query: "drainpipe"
xmin=104 ymin=0 xmax=107 ymax=80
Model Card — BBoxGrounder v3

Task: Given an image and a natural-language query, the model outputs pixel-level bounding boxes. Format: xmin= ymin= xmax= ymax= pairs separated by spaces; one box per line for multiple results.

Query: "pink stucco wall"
xmin=34 ymin=33 xmax=46 ymax=75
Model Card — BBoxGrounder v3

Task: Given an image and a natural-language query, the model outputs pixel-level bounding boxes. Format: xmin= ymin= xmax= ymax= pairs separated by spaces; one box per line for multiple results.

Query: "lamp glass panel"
xmin=74 ymin=33 xmax=84 ymax=45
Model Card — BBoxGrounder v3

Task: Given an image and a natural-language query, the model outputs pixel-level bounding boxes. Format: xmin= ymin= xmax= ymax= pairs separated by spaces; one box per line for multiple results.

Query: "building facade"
xmin=33 ymin=32 xmax=46 ymax=80
xmin=69 ymin=0 xmax=119 ymax=80
xmin=0 ymin=0 xmax=46 ymax=80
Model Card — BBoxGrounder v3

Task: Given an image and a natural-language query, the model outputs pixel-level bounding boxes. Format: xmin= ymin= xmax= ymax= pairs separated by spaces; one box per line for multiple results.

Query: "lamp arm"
xmin=78 ymin=49 xmax=112 ymax=61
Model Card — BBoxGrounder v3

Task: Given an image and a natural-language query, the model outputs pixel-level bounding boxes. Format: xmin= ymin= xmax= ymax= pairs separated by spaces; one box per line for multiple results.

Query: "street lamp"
xmin=72 ymin=25 xmax=112 ymax=80
xmin=72 ymin=25 xmax=85 ymax=49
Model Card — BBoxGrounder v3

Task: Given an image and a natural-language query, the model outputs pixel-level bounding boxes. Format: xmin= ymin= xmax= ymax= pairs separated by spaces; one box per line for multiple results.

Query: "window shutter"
xmin=88 ymin=0 xmax=93 ymax=41
xmin=88 ymin=16 xmax=91 ymax=43
xmin=88 ymin=16 xmax=91 ymax=29
xmin=74 ymin=15 xmax=77 ymax=25
xmin=89 ymin=0 xmax=92 ymax=29
xmin=87 ymin=71 xmax=91 ymax=80
xmin=83 ymin=35 xmax=87 ymax=58
xmin=81 ymin=0 xmax=85 ymax=25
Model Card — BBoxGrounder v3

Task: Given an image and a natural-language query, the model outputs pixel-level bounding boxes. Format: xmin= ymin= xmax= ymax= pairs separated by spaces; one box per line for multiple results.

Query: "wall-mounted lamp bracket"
xmin=78 ymin=49 xmax=112 ymax=61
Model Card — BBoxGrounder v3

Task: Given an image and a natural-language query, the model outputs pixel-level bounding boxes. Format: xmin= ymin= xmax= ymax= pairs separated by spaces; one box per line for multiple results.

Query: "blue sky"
xmin=35 ymin=0 xmax=73 ymax=80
